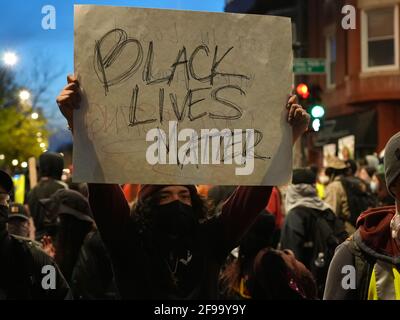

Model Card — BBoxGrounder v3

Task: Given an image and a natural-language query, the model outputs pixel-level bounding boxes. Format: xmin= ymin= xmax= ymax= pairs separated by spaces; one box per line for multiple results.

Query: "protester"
xmin=342 ymin=159 xmax=378 ymax=227
xmin=7 ymin=203 xmax=31 ymax=239
xmin=372 ymin=171 xmax=395 ymax=207
xmin=40 ymin=189 xmax=95 ymax=285
xmin=324 ymin=132 xmax=400 ymax=300
xmin=324 ymin=157 xmax=354 ymax=233
xmin=247 ymin=248 xmax=318 ymax=300
xmin=56 ymin=74 xmax=310 ymax=299
xmin=26 ymin=152 xmax=68 ymax=240
xmin=280 ymin=168 xmax=347 ymax=298
xmin=0 ymin=170 xmax=69 ymax=299
xmin=220 ymin=212 xmax=276 ymax=299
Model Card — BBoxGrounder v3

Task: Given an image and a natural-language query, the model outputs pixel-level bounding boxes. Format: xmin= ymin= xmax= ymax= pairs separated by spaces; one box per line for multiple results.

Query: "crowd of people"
xmin=0 ymin=75 xmax=399 ymax=300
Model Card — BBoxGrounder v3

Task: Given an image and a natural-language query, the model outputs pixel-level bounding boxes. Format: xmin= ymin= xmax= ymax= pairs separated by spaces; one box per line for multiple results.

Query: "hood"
xmin=355 ymin=206 xmax=400 ymax=263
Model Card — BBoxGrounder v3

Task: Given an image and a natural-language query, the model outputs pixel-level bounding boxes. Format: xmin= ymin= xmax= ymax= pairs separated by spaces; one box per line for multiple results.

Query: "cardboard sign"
xmin=73 ymin=5 xmax=293 ymax=185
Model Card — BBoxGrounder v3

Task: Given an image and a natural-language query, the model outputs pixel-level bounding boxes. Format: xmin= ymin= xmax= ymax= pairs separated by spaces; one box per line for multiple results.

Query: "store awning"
xmin=315 ymin=110 xmax=377 ymax=148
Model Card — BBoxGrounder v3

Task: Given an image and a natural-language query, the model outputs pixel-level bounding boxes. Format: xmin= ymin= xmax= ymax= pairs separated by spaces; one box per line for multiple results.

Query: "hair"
xmin=39 ymin=152 xmax=64 ymax=180
xmin=7 ymin=219 xmax=30 ymax=238
xmin=248 ymin=248 xmax=317 ymax=300
xmin=345 ymin=160 xmax=358 ymax=176
xmin=54 ymin=215 xmax=94 ymax=282
xmin=325 ymin=167 xmax=347 ymax=179
xmin=220 ymin=213 xmax=275 ymax=298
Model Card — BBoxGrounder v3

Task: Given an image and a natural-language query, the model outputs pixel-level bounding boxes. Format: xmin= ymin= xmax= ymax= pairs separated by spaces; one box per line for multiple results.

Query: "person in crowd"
xmin=7 ymin=203 xmax=32 ymax=239
xmin=219 ymin=212 xmax=275 ymax=299
xmin=0 ymin=170 xmax=69 ymax=299
xmin=371 ymin=170 xmax=395 ymax=207
xmin=342 ymin=159 xmax=378 ymax=227
xmin=26 ymin=152 xmax=68 ymax=241
xmin=65 ymin=177 xmax=89 ymax=198
xmin=56 ymin=74 xmax=310 ymax=299
xmin=358 ymin=165 xmax=376 ymax=186
xmin=280 ymin=168 xmax=347 ymax=298
xmin=40 ymin=189 xmax=95 ymax=285
xmin=324 ymin=132 xmax=400 ymax=300
xmin=315 ymin=167 xmax=329 ymax=199
xmin=324 ymin=157 xmax=354 ymax=233
xmin=248 ymin=248 xmax=318 ymax=300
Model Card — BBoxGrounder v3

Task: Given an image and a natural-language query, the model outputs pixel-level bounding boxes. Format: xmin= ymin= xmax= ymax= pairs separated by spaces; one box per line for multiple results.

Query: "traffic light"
xmin=310 ymin=104 xmax=325 ymax=132
xmin=296 ymin=83 xmax=310 ymax=99
xmin=308 ymin=85 xmax=325 ymax=132
xmin=295 ymin=83 xmax=325 ymax=132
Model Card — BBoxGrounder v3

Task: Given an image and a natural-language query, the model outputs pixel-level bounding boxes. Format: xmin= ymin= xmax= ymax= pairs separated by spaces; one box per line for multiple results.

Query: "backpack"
xmin=302 ymin=208 xmax=348 ymax=298
xmin=340 ymin=177 xmax=378 ymax=226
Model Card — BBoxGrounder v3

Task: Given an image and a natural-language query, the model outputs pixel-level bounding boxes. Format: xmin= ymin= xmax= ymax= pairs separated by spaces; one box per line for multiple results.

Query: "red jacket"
xmin=266 ymin=187 xmax=284 ymax=229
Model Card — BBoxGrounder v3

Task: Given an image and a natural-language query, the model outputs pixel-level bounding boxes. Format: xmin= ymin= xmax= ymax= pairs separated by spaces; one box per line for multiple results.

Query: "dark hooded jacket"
xmin=323 ymin=206 xmax=400 ymax=300
xmin=87 ymin=184 xmax=272 ymax=299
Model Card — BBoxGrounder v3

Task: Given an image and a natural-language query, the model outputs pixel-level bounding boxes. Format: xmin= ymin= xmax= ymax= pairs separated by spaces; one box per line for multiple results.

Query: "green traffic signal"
xmin=310 ymin=105 xmax=325 ymax=119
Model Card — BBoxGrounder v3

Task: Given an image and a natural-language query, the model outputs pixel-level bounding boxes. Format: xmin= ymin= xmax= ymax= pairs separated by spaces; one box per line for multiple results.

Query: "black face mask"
xmin=153 ymin=200 xmax=198 ymax=251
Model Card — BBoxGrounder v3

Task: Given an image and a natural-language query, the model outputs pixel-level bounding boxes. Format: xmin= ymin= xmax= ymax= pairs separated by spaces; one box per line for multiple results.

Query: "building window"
xmin=362 ymin=5 xmax=399 ymax=72
xmin=326 ymin=34 xmax=336 ymax=87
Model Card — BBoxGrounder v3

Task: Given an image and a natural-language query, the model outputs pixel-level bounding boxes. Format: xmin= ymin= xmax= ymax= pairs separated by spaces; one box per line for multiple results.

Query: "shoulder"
xmin=11 ymin=235 xmax=51 ymax=264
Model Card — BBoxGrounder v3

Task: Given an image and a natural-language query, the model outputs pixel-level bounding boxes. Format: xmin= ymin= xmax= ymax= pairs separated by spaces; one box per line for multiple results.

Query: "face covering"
xmin=153 ymin=200 xmax=198 ymax=252
xmin=370 ymin=181 xmax=378 ymax=194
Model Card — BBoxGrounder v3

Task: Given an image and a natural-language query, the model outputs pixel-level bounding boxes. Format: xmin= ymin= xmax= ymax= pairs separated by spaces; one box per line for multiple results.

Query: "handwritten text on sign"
xmin=73 ymin=5 xmax=293 ymax=185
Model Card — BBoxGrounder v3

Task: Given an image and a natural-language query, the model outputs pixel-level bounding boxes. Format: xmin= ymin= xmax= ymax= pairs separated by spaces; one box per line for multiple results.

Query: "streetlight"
xmin=31 ymin=112 xmax=39 ymax=120
xmin=40 ymin=142 xmax=46 ymax=148
xmin=19 ymin=90 xmax=31 ymax=102
xmin=11 ymin=159 xmax=19 ymax=166
xmin=3 ymin=51 xmax=18 ymax=67
xmin=21 ymin=162 xmax=28 ymax=168
xmin=0 ymin=154 xmax=4 ymax=160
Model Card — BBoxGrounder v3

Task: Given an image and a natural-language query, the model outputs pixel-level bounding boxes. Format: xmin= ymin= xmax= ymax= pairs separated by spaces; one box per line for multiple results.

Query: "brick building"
xmin=226 ymin=0 xmax=400 ymax=165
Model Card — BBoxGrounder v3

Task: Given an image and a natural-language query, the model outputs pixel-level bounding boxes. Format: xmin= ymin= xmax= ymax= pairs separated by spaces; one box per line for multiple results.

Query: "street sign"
xmin=294 ymin=58 xmax=326 ymax=75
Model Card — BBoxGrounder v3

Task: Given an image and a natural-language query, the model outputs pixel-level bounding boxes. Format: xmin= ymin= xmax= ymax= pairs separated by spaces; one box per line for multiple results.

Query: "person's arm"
xmin=87 ymin=184 xmax=131 ymax=252
xmin=219 ymin=186 xmax=273 ymax=252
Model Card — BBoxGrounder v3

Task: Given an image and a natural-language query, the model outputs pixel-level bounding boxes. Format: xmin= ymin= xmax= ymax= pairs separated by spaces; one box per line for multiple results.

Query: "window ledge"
xmin=359 ymin=68 xmax=400 ymax=78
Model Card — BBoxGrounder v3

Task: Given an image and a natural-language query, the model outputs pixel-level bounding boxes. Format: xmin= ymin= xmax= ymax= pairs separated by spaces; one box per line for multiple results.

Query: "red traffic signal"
xmin=296 ymin=83 xmax=310 ymax=99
